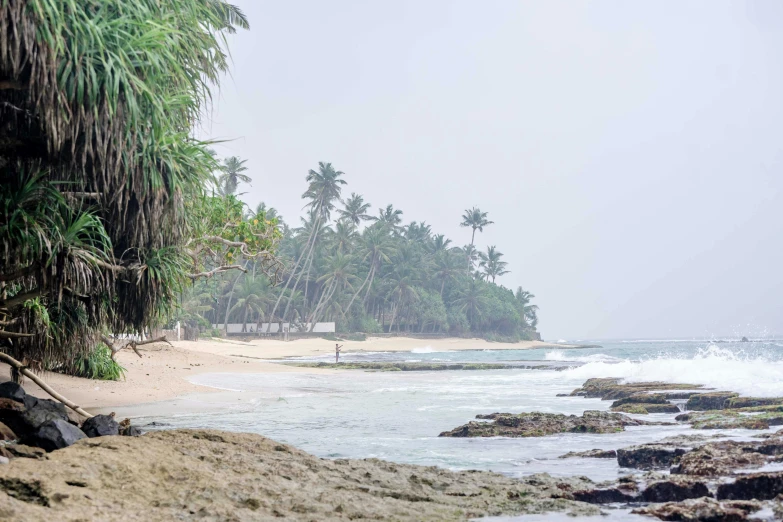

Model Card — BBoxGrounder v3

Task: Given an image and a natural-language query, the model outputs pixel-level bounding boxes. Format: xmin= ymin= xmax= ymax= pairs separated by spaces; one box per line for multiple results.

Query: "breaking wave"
xmin=560 ymin=345 xmax=783 ymax=397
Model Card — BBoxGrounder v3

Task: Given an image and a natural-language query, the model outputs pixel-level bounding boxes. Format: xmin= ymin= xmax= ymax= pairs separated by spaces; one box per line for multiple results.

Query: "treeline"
xmin=178 ymin=161 xmax=539 ymax=341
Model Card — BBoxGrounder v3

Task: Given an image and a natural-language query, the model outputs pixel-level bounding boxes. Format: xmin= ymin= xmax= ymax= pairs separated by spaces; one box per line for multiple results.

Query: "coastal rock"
xmin=672 ymin=440 xmax=770 ymax=476
xmin=23 ymin=419 xmax=86 ymax=452
xmin=611 ymin=403 xmax=681 ymax=414
xmin=558 ymin=449 xmax=617 ymax=459
xmin=119 ymin=419 xmax=142 ymax=437
xmin=572 ymin=487 xmax=637 ymax=504
xmin=81 ymin=415 xmax=119 ymax=438
xmin=0 ymin=429 xmax=602 ymax=521
xmin=641 ymin=478 xmax=711 ymax=502
xmin=685 ymin=392 xmax=738 ymax=411
xmin=678 ymin=411 xmax=782 ymax=430
xmin=617 ymin=444 xmax=687 ymax=469
xmin=569 ymin=379 xmax=703 ymax=401
xmin=632 ymin=498 xmax=762 ymax=522
xmin=716 ymin=472 xmax=783 ymax=501
xmin=725 ymin=397 xmax=783 ymax=409
xmin=0 ymin=382 xmax=26 ymax=403
xmin=439 ymin=411 xmax=647 ymax=438
xmin=0 ymin=421 xmax=18 ymax=441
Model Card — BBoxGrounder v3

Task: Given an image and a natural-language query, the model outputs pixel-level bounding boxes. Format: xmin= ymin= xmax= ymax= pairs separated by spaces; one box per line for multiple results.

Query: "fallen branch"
xmin=0 ymin=352 xmax=93 ymax=419
xmin=101 ymin=334 xmax=171 ymax=361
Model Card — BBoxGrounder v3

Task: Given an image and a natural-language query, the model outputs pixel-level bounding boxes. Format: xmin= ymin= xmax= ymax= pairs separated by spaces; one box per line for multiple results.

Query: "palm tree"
xmin=331 ymin=221 xmax=358 ymax=254
xmin=267 ymin=162 xmax=346 ymax=331
xmin=454 ymin=279 xmax=490 ymax=328
xmin=479 ymin=246 xmax=510 ymax=283
xmin=345 ymin=226 xmax=396 ymax=315
xmin=308 ymin=253 xmax=356 ymax=330
xmin=217 ymin=156 xmax=251 ymax=195
xmin=515 ymin=287 xmax=539 ymax=328
xmin=461 ymin=243 xmax=480 ymax=276
xmin=433 ymin=251 xmax=461 ymax=296
xmin=460 ymin=207 xmax=493 ymax=247
xmin=371 ymin=204 xmax=404 ymax=231
xmin=338 ymin=193 xmax=372 ymax=226
xmin=430 ymin=234 xmax=452 ymax=253
xmin=254 ymin=202 xmax=280 ymax=222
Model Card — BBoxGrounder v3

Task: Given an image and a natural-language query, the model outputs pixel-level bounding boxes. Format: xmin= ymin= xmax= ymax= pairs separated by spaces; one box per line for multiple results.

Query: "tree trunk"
xmin=223 ymin=269 xmax=244 ymax=332
xmin=266 ymin=213 xmax=321 ymax=332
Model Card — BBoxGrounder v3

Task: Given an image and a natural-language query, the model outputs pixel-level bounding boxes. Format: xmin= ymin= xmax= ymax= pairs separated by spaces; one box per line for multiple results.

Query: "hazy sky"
xmin=201 ymin=1 xmax=783 ymax=340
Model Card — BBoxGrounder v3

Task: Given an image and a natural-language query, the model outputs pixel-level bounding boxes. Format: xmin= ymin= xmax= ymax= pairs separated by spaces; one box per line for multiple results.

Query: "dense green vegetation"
xmin=184 ymin=162 xmax=540 ymax=341
xmin=0 ymin=1 xmax=266 ymax=372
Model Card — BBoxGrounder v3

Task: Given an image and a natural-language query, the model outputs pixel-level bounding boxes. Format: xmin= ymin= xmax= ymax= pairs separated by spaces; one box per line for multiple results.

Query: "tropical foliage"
xmin=0 ymin=1 xmax=266 ymax=372
xmin=186 ymin=163 xmax=539 ymax=340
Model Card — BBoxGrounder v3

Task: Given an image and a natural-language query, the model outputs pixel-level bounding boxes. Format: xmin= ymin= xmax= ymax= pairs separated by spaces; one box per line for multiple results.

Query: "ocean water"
xmin=130 ymin=339 xmax=783 ymax=485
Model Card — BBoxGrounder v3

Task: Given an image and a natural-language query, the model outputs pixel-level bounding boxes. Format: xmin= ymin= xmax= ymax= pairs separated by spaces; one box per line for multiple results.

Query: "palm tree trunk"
xmin=310 ymin=280 xmax=338 ymax=331
xmin=345 ymin=263 xmax=374 ymax=316
xmin=282 ymin=220 xmax=321 ymax=323
xmin=308 ymin=279 xmax=335 ymax=331
xmin=222 ymin=269 xmax=244 ymax=332
xmin=267 ymin=213 xmax=321 ymax=332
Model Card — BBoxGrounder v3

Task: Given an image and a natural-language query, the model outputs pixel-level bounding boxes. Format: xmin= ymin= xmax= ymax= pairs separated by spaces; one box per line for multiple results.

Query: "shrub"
xmin=69 ymin=344 xmax=126 ymax=381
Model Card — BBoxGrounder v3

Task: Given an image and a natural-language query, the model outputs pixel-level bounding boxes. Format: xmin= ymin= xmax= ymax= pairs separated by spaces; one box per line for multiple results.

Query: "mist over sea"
xmin=134 ymin=339 xmax=783 ymax=484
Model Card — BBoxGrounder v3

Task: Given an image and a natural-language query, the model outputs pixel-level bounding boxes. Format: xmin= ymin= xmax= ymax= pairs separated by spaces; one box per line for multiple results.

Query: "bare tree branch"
xmin=0 ymin=330 xmax=34 ymax=338
xmin=102 ymin=334 xmax=171 ymax=360
xmin=187 ymin=264 xmax=247 ymax=280
xmin=0 ymin=352 xmax=93 ymax=419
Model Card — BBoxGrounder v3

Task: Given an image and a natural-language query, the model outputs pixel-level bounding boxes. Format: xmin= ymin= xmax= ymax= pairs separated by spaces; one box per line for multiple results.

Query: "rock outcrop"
xmin=439 ymin=411 xmax=648 ymax=438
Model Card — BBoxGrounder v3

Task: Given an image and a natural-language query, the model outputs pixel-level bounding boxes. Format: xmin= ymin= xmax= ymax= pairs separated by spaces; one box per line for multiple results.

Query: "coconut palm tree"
xmin=460 ymin=207 xmax=494 ymax=247
xmin=454 ymin=280 xmax=490 ymax=329
xmin=344 ymin=226 xmax=396 ymax=315
xmin=371 ymin=204 xmax=404 ymax=232
xmin=267 ymin=163 xmax=346 ymax=331
xmin=217 ymin=156 xmax=251 ymax=196
xmin=479 ymin=246 xmax=510 ymax=283
xmin=338 ymin=193 xmax=372 ymax=226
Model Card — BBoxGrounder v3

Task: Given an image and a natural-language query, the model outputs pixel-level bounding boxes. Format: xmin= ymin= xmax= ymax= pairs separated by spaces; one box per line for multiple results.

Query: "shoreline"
xmin=0 ymin=336 xmax=570 ymax=413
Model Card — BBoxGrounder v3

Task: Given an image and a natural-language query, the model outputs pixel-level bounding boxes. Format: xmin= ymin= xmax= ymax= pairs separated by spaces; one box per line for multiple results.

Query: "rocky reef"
xmin=438 ymin=410 xmax=650 ymax=438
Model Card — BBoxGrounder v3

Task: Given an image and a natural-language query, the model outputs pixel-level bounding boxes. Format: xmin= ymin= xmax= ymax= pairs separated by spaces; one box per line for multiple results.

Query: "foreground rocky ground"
xmin=0 ymin=428 xmax=607 ymax=521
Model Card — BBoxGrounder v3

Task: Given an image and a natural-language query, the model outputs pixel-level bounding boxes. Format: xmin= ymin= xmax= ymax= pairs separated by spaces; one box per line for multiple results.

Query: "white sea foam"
xmin=411 ymin=346 xmax=444 ymax=353
xmin=561 ymin=345 xmax=783 ymax=397
xmin=545 ymin=350 xmax=622 ymax=363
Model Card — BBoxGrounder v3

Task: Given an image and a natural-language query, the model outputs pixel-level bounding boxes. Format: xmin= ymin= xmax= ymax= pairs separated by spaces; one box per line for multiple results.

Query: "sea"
xmin=128 ymin=339 xmax=783 ymax=520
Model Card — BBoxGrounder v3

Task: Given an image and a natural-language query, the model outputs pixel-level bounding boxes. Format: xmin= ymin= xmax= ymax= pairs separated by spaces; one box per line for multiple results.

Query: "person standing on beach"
xmin=335 ymin=344 xmax=343 ymax=363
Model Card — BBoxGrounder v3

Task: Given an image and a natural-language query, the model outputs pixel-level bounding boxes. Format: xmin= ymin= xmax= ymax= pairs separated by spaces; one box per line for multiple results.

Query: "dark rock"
xmin=81 ymin=414 xmax=119 ymax=437
xmin=716 ymin=472 xmax=783 ymax=501
xmin=439 ymin=410 xmax=648 ymax=438
xmin=572 ymin=487 xmax=637 ymax=503
xmin=120 ymin=423 xmax=142 ymax=437
xmin=632 ymin=497 xmax=761 ymax=522
xmin=558 ymin=448 xmax=617 ymax=459
xmin=686 ymin=392 xmax=739 ymax=411
xmin=5 ymin=399 xmax=70 ymax=437
xmin=641 ymin=479 xmax=711 ymax=502
xmin=23 ymin=419 xmax=86 ymax=452
xmin=0 ymin=382 xmax=25 ymax=403
xmin=0 ymin=382 xmax=37 ymax=410
xmin=617 ymin=444 xmax=687 ymax=469
xmin=0 ymin=420 xmax=18 ymax=441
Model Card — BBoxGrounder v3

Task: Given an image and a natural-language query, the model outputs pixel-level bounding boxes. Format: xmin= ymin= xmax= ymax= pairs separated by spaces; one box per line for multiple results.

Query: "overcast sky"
xmin=201 ymin=1 xmax=783 ymax=340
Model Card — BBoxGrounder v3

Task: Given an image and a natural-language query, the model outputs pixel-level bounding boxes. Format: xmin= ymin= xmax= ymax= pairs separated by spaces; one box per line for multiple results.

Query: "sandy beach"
xmin=0 ymin=337 xmax=566 ymax=412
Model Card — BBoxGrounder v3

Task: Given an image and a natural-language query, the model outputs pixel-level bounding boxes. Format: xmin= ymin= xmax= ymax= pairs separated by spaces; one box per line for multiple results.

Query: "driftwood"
xmin=0 ymin=352 xmax=93 ymax=419
xmin=101 ymin=334 xmax=171 ymax=361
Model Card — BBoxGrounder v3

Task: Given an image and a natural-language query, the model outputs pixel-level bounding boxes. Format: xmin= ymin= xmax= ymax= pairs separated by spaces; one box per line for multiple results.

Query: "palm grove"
xmin=187 ymin=161 xmax=540 ymax=341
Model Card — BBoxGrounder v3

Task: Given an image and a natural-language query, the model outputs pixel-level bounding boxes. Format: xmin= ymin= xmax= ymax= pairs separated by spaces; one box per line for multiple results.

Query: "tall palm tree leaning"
xmin=460 ymin=206 xmax=493 ymax=276
xmin=267 ymin=162 xmax=346 ymax=332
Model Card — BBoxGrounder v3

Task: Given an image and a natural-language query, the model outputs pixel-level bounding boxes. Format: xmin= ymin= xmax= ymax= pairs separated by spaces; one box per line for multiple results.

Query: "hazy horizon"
xmin=201 ymin=1 xmax=783 ymax=340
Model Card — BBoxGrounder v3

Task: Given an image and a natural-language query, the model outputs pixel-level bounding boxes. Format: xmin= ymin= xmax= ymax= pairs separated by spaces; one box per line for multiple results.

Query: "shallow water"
xmin=129 ymin=339 xmax=783 ymax=484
